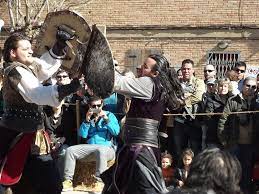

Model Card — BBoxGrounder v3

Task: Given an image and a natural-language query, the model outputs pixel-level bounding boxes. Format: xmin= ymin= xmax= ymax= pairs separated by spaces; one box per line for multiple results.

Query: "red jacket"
xmin=162 ymin=167 xmax=174 ymax=186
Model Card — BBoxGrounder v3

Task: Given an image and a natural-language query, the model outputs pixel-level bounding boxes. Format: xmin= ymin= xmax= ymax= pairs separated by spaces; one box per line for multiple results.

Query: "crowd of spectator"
xmin=1 ymin=48 xmax=259 ymax=194
xmin=37 ymin=58 xmax=259 ymax=194
xmin=161 ymin=59 xmax=259 ymax=194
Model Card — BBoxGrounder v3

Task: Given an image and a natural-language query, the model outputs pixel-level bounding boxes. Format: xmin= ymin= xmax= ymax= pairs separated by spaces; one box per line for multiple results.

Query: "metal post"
xmin=76 ymin=100 xmax=80 ymax=144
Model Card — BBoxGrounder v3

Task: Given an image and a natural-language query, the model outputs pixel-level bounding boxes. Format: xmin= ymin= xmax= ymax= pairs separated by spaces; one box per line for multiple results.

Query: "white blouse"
xmin=15 ymin=50 xmax=62 ymax=107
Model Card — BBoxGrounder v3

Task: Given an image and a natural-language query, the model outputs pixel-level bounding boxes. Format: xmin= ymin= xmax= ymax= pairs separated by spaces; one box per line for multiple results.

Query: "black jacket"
xmin=171 ymin=168 xmax=187 ymax=187
xmin=204 ymin=93 xmax=232 ymax=145
xmin=218 ymin=94 xmax=259 ymax=148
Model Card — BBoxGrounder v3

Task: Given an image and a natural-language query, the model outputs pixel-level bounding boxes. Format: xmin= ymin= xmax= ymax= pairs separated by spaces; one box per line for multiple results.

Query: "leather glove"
xmin=52 ymin=25 xmax=75 ymax=56
xmin=57 ymin=78 xmax=81 ymax=101
xmin=56 ymin=26 xmax=75 ymax=42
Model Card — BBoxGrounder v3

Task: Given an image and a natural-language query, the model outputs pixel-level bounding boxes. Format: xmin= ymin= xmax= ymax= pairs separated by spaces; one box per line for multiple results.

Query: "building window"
xmin=207 ymin=51 xmax=240 ymax=79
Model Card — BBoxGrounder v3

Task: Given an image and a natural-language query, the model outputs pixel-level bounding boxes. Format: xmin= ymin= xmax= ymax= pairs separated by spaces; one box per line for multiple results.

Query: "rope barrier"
xmin=163 ymin=110 xmax=259 ymax=117
xmin=62 ymin=103 xmax=259 ymax=116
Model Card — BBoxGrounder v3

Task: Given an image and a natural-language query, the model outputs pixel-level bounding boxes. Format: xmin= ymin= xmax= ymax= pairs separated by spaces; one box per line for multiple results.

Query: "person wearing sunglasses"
xmin=218 ymin=77 xmax=259 ymax=194
xmin=203 ymin=64 xmax=216 ymax=83
xmin=234 ymin=61 xmax=247 ymax=93
xmin=55 ymin=69 xmax=71 ymax=86
xmin=62 ymin=95 xmax=120 ymax=192
xmin=203 ymin=65 xmax=216 ymax=103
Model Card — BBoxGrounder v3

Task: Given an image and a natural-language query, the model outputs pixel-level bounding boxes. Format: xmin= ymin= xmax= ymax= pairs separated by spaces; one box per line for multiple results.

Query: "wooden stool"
xmin=73 ymin=153 xmax=114 ymax=192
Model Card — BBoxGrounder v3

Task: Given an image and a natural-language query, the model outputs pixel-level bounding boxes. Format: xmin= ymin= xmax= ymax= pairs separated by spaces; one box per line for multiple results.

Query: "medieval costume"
xmin=0 ymin=32 xmax=80 ymax=194
xmin=101 ymin=54 xmax=184 ymax=194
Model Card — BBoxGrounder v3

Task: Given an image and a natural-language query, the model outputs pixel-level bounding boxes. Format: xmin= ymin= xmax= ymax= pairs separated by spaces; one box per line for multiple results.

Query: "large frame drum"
xmin=34 ymin=10 xmax=91 ymax=76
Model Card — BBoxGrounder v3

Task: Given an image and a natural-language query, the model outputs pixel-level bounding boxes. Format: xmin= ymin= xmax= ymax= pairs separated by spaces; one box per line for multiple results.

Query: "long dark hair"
xmin=148 ymin=54 xmax=184 ymax=111
xmin=184 ymin=148 xmax=242 ymax=194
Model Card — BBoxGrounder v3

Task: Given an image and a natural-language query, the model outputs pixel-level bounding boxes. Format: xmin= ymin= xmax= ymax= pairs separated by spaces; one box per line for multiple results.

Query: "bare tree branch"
xmin=16 ymin=0 xmax=18 ymax=24
xmin=7 ymin=0 xmax=15 ymax=31
xmin=24 ymin=0 xmax=30 ymax=25
xmin=17 ymin=0 xmax=23 ymax=16
xmin=55 ymin=0 xmax=66 ymax=11
xmin=6 ymin=0 xmax=93 ymax=34
xmin=33 ymin=0 xmax=47 ymax=21
xmin=17 ymin=0 xmax=25 ymax=25
xmin=46 ymin=0 xmax=49 ymax=13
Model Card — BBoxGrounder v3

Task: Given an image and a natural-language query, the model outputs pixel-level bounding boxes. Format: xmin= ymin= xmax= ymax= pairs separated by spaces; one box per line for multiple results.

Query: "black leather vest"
xmin=1 ymin=62 xmax=44 ymax=132
xmin=124 ymin=78 xmax=166 ymax=147
xmin=127 ymin=77 xmax=165 ymax=121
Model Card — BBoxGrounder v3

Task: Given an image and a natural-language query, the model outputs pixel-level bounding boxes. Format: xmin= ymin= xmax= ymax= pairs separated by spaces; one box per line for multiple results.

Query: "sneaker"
xmin=62 ymin=179 xmax=73 ymax=192
xmin=91 ymin=180 xmax=104 ymax=193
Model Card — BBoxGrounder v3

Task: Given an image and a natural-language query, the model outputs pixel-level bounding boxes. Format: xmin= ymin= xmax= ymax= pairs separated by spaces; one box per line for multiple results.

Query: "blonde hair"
xmin=216 ymin=78 xmax=233 ymax=93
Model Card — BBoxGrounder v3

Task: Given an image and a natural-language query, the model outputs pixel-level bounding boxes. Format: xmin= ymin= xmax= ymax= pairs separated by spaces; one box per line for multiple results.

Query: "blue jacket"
xmin=79 ymin=111 xmax=120 ymax=147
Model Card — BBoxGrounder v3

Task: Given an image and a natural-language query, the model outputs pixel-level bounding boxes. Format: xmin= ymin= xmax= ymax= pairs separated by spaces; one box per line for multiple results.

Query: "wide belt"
xmin=123 ymin=118 xmax=159 ymax=147
xmin=1 ymin=106 xmax=44 ymax=132
xmin=3 ymin=106 xmax=44 ymax=121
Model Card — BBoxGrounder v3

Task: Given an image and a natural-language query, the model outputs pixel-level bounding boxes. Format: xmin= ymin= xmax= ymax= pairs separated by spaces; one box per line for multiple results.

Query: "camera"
xmin=90 ymin=108 xmax=101 ymax=114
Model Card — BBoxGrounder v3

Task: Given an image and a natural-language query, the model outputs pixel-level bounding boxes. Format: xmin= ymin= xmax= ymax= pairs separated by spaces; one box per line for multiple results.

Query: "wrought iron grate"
xmin=207 ymin=51 xmax=240 ymax=79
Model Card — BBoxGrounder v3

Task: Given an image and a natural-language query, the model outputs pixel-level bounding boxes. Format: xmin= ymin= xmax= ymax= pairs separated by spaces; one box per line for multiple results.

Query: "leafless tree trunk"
xmin=7 ymin=0 xmax=15 ymax=31
xmin=24 ymin=0 xmax=30 ymax=25
xmin=4 ymin=0 xmax=93 ymax=38
xmin=46 ymin=0 xmax=49 ymax=13
xmin=33 ymin=0 xmax=47 ymax=21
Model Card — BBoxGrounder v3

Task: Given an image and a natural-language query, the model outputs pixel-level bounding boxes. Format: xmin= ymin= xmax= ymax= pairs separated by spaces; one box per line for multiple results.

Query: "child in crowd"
xmin=172 ymin=148 xmax=194 ymax=188
xmin=161 ymin=152 xmax=174 ymax=187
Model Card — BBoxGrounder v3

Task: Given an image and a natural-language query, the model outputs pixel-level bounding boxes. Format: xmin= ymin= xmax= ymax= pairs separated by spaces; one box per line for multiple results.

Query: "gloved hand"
xmin=56 ymin=25 xmax=75 ymax=42
xmin=57 ymin=78 xmax=81 ymax=101
xmin=52 ymin=25 xmax=75 ymax=57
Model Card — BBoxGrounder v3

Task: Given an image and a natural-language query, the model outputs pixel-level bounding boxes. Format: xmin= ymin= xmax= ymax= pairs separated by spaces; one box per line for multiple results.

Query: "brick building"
xmin=1 ymin=0 xmax=259 ymax=78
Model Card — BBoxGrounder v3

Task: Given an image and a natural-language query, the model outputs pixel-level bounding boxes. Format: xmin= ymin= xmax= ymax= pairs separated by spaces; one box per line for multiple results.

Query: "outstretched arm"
xmin=114 ymin=71 xmax=153 ymax=100
xmin=34 ymin=25 xmax=75 ymax=82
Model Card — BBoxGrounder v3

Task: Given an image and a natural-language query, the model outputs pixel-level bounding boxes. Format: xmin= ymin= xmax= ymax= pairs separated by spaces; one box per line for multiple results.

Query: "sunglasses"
xmin=235 ymin=69 xmax=245 ymax=73
xmin=57 ymin=75 xmax=68 ymax=79
xmin=91 ymin=104 xmax=102 ymax=108
xmin=245 ymin=84 xmax=257 ymax=90
xmin=204 ymin=70 xmax=214 ymax=73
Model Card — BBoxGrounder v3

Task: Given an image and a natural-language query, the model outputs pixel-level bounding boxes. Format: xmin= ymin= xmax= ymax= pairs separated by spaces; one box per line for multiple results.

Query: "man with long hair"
xmin=101 ymin=54 xmax=184 ymax=194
